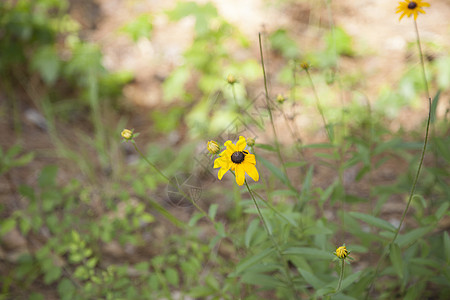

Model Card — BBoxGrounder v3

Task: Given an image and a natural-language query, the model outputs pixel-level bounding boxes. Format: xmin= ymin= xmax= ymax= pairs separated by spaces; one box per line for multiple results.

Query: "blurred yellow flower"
xmin=207 ymin=140 xmax=220 ymax=154
xmin=300 ymin=61 xmax=310 ymax=70
xmin=396 ymin=0 xmax=430 ymax=21
xmin=121 ymin=129 xmax=133 ymax=140
xmin=214 ymin=136 xmax=259 ymax=186
xmin=334 ymin=245 xmax=349 ymax=259
xmin=227 ymin=74 xmax=237 ymax=84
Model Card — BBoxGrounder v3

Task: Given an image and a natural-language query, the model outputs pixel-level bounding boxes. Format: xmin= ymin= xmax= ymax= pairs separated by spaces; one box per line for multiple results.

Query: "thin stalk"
xmin=337 ymin=259 xmax=345 ymax=291
xmin=258 ymin=33 xmax=289 ymax=179
xmin=365 ymin=19 xmax=432 ymax=300
xmin=304 ymin=69 xmax=332 ymax=142
xmin=244 ymin=180 xmax=298 ymax=299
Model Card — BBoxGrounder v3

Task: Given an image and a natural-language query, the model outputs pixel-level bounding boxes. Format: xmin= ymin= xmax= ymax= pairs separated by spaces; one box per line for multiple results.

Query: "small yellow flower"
xmin=226 ymin=74 xmax=237 ymax=84
xmin=213 ymin=136 xmax=259 ymax=186
xmin=300 ymin=62 xmax=309 ymax=70
xmin=334 ymin=245 xmax=349 ymax=259
xmin=246 ymin=137 xmax=255 ymax=147
xmin=207 ymin=140 xmax=220 ymax=154
xmin=396 ymin=0 xmax=430 ymax=21
xmin=121 ymin=129 xmax=133 ymax=140
xmin=276 ymin=94 xmax=286 ymax=104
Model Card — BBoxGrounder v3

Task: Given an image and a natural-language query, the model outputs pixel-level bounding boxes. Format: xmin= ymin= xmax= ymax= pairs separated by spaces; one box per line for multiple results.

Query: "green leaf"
xmin=430 ymin=90 xmax=440 ymax=123
xmin=165 ymin=267 xmax=179 ymax=286
xmin=38 ymin=165 xmax=58 ymax=188
xmin=339 ymin=271 xmax=362 ymax=291
xmin=283 ymin=247 xmax=334 ymax=260
xmin=240 ymin=272 xmax=285 ymax=288
xmin=255 ymin=143 xmax=277 ymax=152
xmin=31 ymin=46 xmax=60 ymax=85
xmin=245 ymin=219 xmax=260 ymax=248
xmin=389 ymin=243 xmax=403 ymax=279
xmin=298 ymin=268 xmax=325 ymax=289
xmin=120 ymin=14 xmax=153 ymax=42
xmin=257 ymin=155 xmax=289 ymax=186
xmin=58 ymin=278 xmax=76 ymax=300
xmin=349 ymin=211 xmax=396 ymax=232
xmin=0 ymin=218 xmax=16 ymax=236
xmin=396 ymin=226 xmax=433 ymax=248
xmin=444 ymin=231 xmax=450 ymax=264
xmin=269 ymin=29 xmax=300 ymax=59
xmin=234 ymin=247 xmax=275 ymax=275
xmin=208 ymin=204 xmax=218 ymax=220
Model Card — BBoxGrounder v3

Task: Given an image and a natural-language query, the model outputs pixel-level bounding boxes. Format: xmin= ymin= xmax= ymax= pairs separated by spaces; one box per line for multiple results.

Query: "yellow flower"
xmin=334 ymin=245 xmax=349 ymax=259
xmin=121 ymin=129 xmax=133 ymax=140
xmin=207 ymin=140 xmax=220 ymax=154
xmin=300 ymin=61 xmax=309 ymax=70
xmin=226 ymin=74 xmax=237 ymax=84
xmin=213 ymin=136 xmax=259 ymax=186
xmin=396 ymin=0 xmax=430 ymax=21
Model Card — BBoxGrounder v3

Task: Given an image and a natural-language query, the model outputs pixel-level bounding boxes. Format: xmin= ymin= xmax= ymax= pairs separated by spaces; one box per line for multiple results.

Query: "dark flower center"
xmin=408 ymin=2 xmax=417 ymax=9
xmin=231 ymin=151 xmax=245 ymax=164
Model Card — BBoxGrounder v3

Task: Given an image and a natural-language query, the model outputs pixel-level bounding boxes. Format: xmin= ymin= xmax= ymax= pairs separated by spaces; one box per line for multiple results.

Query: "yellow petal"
xmin=243 ymin=162 xmax=259 ymax=182
xmin=236 ymin=136 xmax=247 ymax=151
xmin=235 ymin=164 xmax=245 ymax=186
xmin=214 ymin=157 xmax=225 ymax=168
xmin=218 ymin=164 xmax=231 ymax=180
xmin=224 ymin=140 xmax=237 ymax=152
xmin=245 ymin=153 xmax=256 ymax=165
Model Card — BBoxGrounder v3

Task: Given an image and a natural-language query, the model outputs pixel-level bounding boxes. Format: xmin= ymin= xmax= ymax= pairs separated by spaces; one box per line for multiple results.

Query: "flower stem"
xmin=337 ymin=258 xmax=345 ymax=291
xmin=258 ymin=33 xmax=289 ymax=180
xmin=304 ymin=69 xmax=332 ymax=142
xmin=365 ymin=19 xmax=432 ymax=300
xmin=244 ymin=180 xmax=298 ymax=299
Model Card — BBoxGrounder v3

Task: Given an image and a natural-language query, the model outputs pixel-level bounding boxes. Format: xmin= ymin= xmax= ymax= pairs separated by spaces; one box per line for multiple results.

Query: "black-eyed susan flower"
xmin=396 ymin=0 xmax=430 ymax=21
xmin=121 ymin=129 xmax=134 ymax=141
xmin=213 ymin=136 xmax=259 ymax=186
xmin=334 ymin=245 xmax=349 ymax=259
xmin=207 ymin=140 xmax=220 ymax=154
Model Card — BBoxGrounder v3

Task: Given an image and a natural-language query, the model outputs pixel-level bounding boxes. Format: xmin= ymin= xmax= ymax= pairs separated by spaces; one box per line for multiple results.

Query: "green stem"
xmin=305 ymin=69 xmax=332 ymax=142
xmin=258 ymin=33 xmax=289 ymax=179
xmin=244 ymin=180 xmax=298 ymax=299
xmin=337 ymin=259 xmax=345 ymax=291
xmin=365 ymin=19 xmax=432 ymax=300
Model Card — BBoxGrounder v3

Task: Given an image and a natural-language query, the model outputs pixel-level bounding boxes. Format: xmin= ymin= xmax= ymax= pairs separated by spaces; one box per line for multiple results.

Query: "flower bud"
xmin=207 ymin=140 xmax=220 ymax=154
xmin=226 ymin=74 xmax=237 ymax=84
xmin=121 ymin=129 xmax=133 ymax=140
xmin=276 ymin=94 xmax=286 ymax=104
xmin=300 ymin=61 xmax=309 ymax=70
xmin=246 ymin=137 xmax=255 ymax=147
xmin=334 ymin=245 xmax=349 ymax=259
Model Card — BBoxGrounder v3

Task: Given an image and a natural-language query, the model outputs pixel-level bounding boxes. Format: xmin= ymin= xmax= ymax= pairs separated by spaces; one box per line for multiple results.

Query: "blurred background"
xmin=1 ymin=0 xmax=449 ymax=299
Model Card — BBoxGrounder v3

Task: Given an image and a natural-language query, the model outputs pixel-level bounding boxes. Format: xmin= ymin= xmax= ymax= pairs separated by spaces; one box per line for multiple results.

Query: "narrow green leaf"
xmin=397 ymin=226 xmax=433 ymax=248
xmin=389 ymin=243 xmax=403 ymax=279
xmin=298 ymin=268 xmax=324 ymax=289
xmin=283 ymin=247 xmax=333 ymax=260
xmin=349 ymin=211 xmax=396 ymax=232
xmin=255 ymin=143 xmax=277 ymax=152
xmin=443 ymin=231 xmax=450 ymax=264
xmin=208 ymin=204 xmax=218 ymax=220
xmin=257 ymin=155 xmax=289 ymax=186
xmin=245 ymin=219 xmax=260 ymax=248
xmin=235 ymin=247 xmax=275 ymax=274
